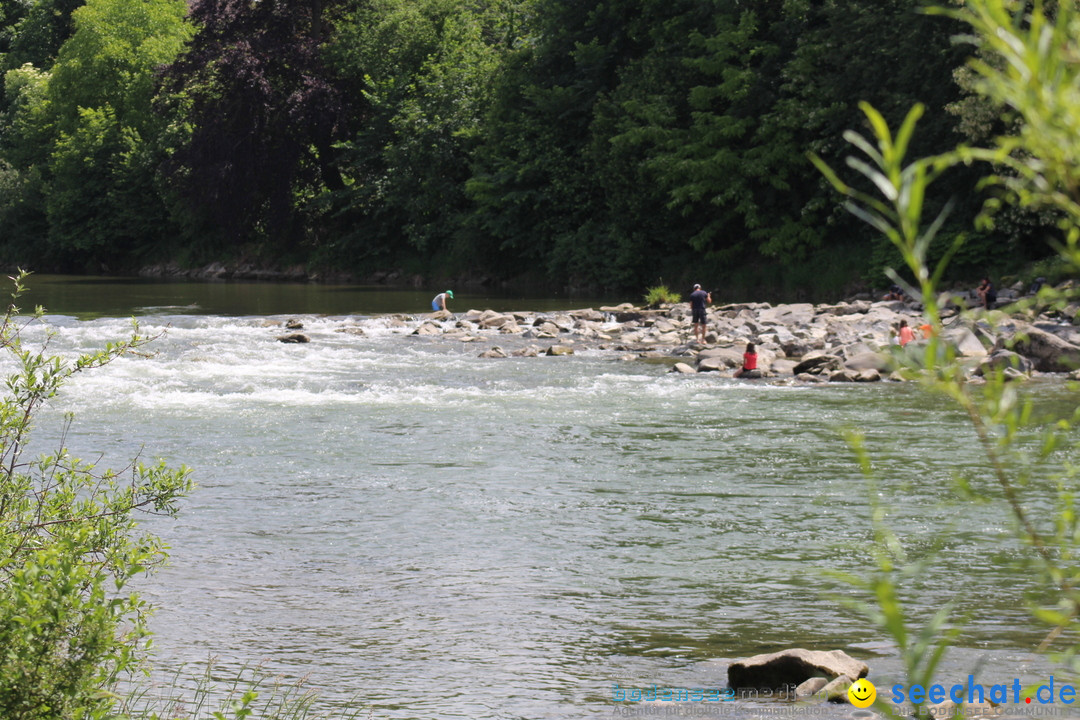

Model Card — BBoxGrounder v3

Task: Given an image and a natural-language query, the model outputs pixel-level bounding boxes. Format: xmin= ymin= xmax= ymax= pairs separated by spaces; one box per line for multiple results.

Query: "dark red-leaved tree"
xmin=159 ymin=0 xmax=346 ymax=249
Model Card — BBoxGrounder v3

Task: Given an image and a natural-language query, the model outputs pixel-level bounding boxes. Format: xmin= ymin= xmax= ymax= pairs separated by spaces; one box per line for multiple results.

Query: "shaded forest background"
xmin=0 ymin=0 xmax=1064 ymax=298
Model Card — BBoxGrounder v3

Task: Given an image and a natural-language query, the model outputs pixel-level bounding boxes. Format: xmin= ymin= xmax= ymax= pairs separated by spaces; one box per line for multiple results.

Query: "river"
xmin=11 ymin=276 xmax=1074 ymax=719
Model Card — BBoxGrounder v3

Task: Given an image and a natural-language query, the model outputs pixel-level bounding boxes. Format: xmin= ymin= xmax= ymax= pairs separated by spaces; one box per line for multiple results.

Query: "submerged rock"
xmin=276 ymin=333 xmax=310 ymax=344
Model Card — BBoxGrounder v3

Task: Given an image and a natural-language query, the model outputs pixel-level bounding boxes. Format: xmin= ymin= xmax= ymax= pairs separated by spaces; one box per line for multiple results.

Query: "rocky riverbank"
xmin=273 ymin=284 xmax=1080 ymax=383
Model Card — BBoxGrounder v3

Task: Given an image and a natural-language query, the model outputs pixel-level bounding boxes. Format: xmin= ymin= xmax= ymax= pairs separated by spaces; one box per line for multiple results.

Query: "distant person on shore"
xmin=431 ymin=290 xmax=454 ymax=312
xmin=690 ymin=283 xmax=712 ymax=343
xmin=898 ymin=319 xmax=915 ymax=347
xmin=976 ymin=277 xmax=996 ymax=309
xmin=734 ymin=341 xmax=758 ymax=378
xmin=884 ymin=284 xmax=905 ymax=301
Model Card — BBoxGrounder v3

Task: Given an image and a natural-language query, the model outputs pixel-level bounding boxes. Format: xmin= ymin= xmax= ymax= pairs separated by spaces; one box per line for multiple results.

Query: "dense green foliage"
xmin=0 ymin=272 xmax=192 ymax=719
xmin=0 ymin=0 xmax=1067 ymax=294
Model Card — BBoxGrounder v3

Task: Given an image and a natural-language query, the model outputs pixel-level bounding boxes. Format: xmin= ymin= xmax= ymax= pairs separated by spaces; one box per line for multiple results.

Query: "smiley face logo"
xmin=848 ymin=678 xmax=876 ymax=708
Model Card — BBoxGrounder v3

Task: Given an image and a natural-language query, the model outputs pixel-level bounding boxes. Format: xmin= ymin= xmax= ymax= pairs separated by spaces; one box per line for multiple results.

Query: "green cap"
xmin=446 ymin=290 xmax=454 ymax=298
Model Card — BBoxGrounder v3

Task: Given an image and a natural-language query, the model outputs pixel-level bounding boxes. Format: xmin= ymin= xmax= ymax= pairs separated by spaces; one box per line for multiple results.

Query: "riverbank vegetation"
xmin=0 ymin=0 xmax=1070 ymax=297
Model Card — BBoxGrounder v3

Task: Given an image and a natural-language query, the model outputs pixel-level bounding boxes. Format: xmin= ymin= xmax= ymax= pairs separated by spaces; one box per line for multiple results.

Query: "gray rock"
xmin=793 ymin=353 xmax=842 ymax=375
xmin=829 ymin=369 xmax=858 ymax=382
xmin=537 ymin=322 xmax=560 ymax=337
xmin=943 ymin=327 xmax=988 ymax=358
xmin=335 ymin=326 xmax=367 ymax=337
xmin=479 ymin=310 xmax=510 ymax=329
xmin=413 ymin=322 xmax=442 ymax=336
xmin=512 ymin=346 xmax=540 ymax=358
xmin=570 ymin=309 xmax=605 ymax=322
xmin=844 ymin=351 xmax=891 ymax=372
xmin=479 ymin=347 xmax=508 ymax=358
xmin=671 ymin=362 xmax=697 ymax=374
xmin=285 ymin=318 xmax=304 ymax=330
xmin=795 ymin=677 xmax=829 ymax=699
xmin=696 ymin=356 xmax=728 ymax=372
xmin=855 ymin=369 xmax=882 ymax=382
xmin=782 ymin=340 xmax=814 ymax=357
xmin=546 ymin=345 xmax=575 ymax=356
xmin=770 ymin=359 xmax=798 ymax=375
xmin=975 ymin=349 xmax=1034 ymax=376
xmin=1010 ymin=322 xmax=1080 ymax=372
xmin=823 ymin=674 xmax=855 ymax=704
xmin=727 ymin=649 xmax=868 ymax=691
xmin=276 ymin=333 xmax=310 ymax=343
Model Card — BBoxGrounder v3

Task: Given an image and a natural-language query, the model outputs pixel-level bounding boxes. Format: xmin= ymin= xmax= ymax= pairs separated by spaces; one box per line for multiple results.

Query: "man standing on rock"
xmin=690 ymin=283 xmax=711 ymax=344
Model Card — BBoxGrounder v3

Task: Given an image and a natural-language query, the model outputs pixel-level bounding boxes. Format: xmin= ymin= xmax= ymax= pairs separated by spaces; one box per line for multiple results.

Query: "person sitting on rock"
xmin=976 ymin=278 xmax=996 ymax=309
xmin=734 ymin=341 xmax=758 ymax=378
xmin=431 ymin=290 xmax=454 ymax=312
xmin=884 ymin=285 xmax=905 ymax=301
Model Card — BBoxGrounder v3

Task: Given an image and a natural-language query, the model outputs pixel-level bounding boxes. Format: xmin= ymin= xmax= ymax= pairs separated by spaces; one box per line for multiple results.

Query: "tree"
xmin=44 ymin=0 xmax=193 ymax=262
xmin=0 ymin=271 xmax=192 ymax=718
xmin=158 ymin=0 xmax=347 ymax=254
xmin=0 ymin=0 xmax=192 ymax=268
xmin=322 ymin=0 xmax=515 ymax=270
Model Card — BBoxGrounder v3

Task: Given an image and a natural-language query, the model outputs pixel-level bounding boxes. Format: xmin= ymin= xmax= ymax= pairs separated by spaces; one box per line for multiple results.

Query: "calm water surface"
xmin=13 ymin=278 xmax=1076 ymax=719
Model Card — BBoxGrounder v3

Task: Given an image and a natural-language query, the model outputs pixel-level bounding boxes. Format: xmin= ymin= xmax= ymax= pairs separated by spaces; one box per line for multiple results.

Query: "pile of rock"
xmin=273 ymin=291 xmax=1080 ymax=382
xmin=449 ymin=298 xmax=1080 ymax=382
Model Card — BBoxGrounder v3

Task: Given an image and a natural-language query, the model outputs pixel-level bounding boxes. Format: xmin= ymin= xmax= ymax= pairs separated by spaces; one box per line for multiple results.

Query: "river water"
xmin=12 ymin=277 xmax=1076 ymax=719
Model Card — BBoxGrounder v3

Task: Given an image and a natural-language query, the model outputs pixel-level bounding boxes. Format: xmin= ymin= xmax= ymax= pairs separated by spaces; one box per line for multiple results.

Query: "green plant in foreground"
xmin=0 ymin=271 xmax=193 ymax=720
xmin=643 ymin=283 xmax=682 ymax=307
xmin=813 ymin=0 xmax=1080 ymax=716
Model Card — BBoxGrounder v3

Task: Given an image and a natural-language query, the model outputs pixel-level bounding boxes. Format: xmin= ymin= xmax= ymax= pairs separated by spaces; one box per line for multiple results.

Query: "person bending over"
xmin=432 ymin=290 xmax=454 ymax=312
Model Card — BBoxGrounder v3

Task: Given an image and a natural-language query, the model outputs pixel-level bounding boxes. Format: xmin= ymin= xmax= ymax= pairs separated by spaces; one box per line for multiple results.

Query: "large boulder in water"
xmin=728 ymin=649 xmax=868 ymax=691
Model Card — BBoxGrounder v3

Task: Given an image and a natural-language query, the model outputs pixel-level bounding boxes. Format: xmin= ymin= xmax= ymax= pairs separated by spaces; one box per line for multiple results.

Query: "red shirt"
xmin=899 ymin=326 xmax=915 ymax=346
xmin=743 ymin=352 xmax=757 ymax=370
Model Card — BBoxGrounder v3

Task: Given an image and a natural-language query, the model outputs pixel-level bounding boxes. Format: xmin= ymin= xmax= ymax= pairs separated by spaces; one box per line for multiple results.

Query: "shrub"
xmin=642 ymin=283 xmax=681 ymax=306
xmin=0 ymin=271 xmax=192 ymax=720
